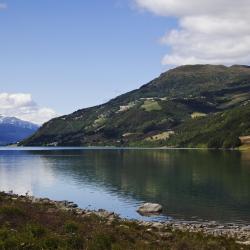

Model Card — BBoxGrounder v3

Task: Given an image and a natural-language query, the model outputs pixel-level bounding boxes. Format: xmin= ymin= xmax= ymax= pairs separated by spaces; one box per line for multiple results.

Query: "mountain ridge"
xmin=21 ymin=64 xmax=250 ymax=148
xmin=0 ymin=116 xmax=39 ymax=146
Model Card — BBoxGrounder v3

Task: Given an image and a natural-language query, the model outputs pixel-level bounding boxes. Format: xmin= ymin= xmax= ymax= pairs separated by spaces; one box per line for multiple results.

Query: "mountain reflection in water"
xmin=0 ymin=148 xmax=249 ymax=223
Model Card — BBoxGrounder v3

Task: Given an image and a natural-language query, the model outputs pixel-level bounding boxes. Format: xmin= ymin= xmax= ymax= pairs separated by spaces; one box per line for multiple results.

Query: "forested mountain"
xmin=21 ymin=65 xmax=250 ymax=148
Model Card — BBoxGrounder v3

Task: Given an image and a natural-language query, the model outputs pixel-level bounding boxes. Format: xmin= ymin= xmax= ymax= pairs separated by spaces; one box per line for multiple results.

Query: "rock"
xmin=96 ymin=210 xmax=114 ymax=219
xmin=67 ymin=203 xmax=78 ymax=208
xmin=159 ymin=232 xmax=173 ymax=239
xmin=208 ymin=221 xmax=217 ymax=227
xmin=236 ymin=241 xmax=250 ymax=246
xmin=119 ymin=225 xmax=130 ymax=230
xmin=152 ymin=222 xmax=164 ymax=230
xmin=139 ymin=221 xmax=153 ymax=227
xmin=137 ymin=203 xmax=163 ymax=216
xmin=242 ymin=226 xmax=250 ymax=231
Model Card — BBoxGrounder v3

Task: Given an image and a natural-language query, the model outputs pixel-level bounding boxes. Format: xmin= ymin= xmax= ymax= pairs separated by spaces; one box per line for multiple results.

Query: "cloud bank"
xmin=0 ymin=93 xmax=58 ymax=125
xmin=135 ymin=0 xmax=250 ymax=66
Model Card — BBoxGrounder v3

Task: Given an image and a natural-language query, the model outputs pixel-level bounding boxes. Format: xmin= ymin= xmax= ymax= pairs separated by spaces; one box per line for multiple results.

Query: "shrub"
xmin=26 ymin=224 xmax=46 ymax=238
xmin=207 ymin=137 xmax=224 ymax=149
xmin=222 ymin=136 xmax=241 ymax=149
xmin=0 ymin=206 xmax=25 ymax=217
xmin=89 ymin=234 xmax=113 ymax=250
xmin=64 ymin=221 xmax=79 ymax=234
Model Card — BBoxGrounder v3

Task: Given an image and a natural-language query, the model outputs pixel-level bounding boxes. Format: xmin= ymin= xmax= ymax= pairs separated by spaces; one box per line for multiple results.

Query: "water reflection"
xmin=0 ymin=152 xmax=55 ymax=194
xmin=0 ymin=149 xmax=250 ymax=223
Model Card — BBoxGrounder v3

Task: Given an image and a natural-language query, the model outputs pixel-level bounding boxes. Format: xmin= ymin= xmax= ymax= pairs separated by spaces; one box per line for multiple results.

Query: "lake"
xmin=0 ymin=148 xmax=250 ymax=224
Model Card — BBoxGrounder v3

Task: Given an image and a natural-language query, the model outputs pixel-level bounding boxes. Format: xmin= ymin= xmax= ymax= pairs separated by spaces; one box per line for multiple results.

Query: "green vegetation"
xmin=166 ymin=103 xmax=250 ymax=148
xmin=21 ymin=65 xmax=250 ymax=149
xmin=0 ymin=192 xmax=245 ymax=249
xmin=141 ymin=100 xmax=162 ymax=111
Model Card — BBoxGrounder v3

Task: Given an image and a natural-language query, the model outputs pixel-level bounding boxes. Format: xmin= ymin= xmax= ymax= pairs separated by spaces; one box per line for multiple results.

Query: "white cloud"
xmin=135 ymin=0 xmax=250 ymax=66
xmin=0 ymin=93 xmax=58 ymax=125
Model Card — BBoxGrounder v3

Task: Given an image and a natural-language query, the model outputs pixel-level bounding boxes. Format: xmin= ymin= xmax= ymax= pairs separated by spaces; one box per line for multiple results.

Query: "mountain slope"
xmin=0 ymin=116 xmax=39 ymax=146
xmin=21 ymin=65 xmax=250 ymax=148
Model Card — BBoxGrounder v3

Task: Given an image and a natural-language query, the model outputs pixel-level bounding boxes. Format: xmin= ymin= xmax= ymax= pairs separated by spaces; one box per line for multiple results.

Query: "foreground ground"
xmin=0 ymin=192 xmax=249 ymax=250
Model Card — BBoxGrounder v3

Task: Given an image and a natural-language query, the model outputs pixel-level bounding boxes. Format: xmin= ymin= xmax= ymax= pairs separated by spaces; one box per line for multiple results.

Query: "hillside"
xmin=0 ymin=116 xmax=39 ymax=146
xmin=21 ymin=65 xmax=250 ymax=148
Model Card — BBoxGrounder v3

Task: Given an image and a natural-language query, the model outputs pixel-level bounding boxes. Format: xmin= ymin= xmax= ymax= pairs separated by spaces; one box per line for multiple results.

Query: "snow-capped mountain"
xmin=0 ymin=115 xmax=38 ymax=129
xmin=0 ymin=115 xmax=39 ymax=146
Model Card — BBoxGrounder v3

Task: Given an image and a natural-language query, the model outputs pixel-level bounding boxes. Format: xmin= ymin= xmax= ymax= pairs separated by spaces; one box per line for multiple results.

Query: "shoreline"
xmin=2 ymin=191 xmax=250 ymax=245
xmin=2 ymin=145 xmax=250 ymax=151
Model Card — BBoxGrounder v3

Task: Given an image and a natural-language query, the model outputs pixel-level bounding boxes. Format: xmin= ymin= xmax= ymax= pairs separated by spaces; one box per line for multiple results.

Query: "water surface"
xmin=0 ymin=148 xmax=250 ymax=224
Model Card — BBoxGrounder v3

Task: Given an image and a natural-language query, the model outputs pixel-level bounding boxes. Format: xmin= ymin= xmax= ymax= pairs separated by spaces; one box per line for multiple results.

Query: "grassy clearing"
xmin=239 ymin=144 xmax=250 ymax=151
xmin=146 ymin=131 xmax=174 ymax=141
xmin=218 ymin=93 xmax=250 ymax=109
xmin=141 ymin=100 xmax=162 ymax=112
xmin=191 ymin=112 xmax=207 ymax=119
xmin=0 ymin=192 xmax=246 ymax=250
xmin=93 ymin=115 xmax=106 ymax=128
xmin=117 ymin=102 xmax=136 ymax=113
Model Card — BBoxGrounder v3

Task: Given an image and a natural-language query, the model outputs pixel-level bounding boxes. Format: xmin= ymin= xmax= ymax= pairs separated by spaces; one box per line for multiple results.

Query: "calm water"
xmin=0 ymin=148 xmax=250 ymax=224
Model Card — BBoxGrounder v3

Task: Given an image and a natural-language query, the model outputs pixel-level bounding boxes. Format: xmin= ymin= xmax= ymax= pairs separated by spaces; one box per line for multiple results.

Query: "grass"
xmin=0 ymin=192 xmax=246 ymax=250
xmin=145 ymin=131 xmax=174 ymax=141
xmin=239 ymin=144 xmax=250 ymax=151
xmin=191 ymin=112 xmax=207 ymax=119
xmin=93 ymin=115 xmax=106 ymax=128
xmin=141 ymin=100 xmax=162 ymax=112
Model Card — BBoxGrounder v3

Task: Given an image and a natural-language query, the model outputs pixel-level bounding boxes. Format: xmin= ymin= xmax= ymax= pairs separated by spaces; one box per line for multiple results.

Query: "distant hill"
xmin=0 ymin=116 xmax=39 ymax=146
xmin=21 ymin=65 xmax=250 ymax=149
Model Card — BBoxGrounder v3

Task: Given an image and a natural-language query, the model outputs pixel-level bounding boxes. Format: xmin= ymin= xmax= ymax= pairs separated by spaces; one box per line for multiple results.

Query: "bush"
xmin=102 ymin=127 xmax=119 ymax=139
xmin=26 ymin=224 xmax=46 ymax=238
xmin=207 ymin=136 xmax=224 ymax=149
xmin=64 ymin=221 xmax=79 ymax=233
xmin=89 ymin=234 xmax=113 ymax=250
xmin=0 ymin=206 xmax=25 ymax=217
xmin=142 ymin=122 xmax=157 ymax=134
xmin=222 ymin=136 xmax=241 ymax=149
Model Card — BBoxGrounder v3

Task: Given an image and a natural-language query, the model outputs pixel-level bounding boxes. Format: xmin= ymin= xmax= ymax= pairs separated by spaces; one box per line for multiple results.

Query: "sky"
xmin=0 ymin=0 xmax=249 ymax=124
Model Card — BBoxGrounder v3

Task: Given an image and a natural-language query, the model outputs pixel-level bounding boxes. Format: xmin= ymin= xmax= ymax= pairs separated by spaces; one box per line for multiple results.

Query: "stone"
xmin=242 ymin=226 xmax=250 ymax=231
xmin=152 ymin=222 xmax=164 ymax=230
xmin=137 ymin=203 xmax=163 ymax=215
xmin=67 ymin=203 xmax=78 ymax=208
xmin=159 ymin=232 xmax=173 ymax=239
xmin=236 ymin=241 xmax=250 ymax=246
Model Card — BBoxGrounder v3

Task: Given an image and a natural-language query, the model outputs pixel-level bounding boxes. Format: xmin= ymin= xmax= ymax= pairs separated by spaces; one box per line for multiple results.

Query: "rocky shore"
xmin=3 ymin=191 xmax=250 ymax=247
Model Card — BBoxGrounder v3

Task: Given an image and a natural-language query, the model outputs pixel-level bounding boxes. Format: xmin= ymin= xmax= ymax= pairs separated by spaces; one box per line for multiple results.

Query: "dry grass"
xmin=146 ymin=131 xmax=175 ymax=141
xmin=191 ymin=112 xmax=207 ymax=119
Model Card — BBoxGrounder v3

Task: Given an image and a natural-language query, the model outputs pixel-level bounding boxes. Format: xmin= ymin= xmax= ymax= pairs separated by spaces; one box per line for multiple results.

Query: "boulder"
xmin=137 ymin=203 xmax=163 ymax=216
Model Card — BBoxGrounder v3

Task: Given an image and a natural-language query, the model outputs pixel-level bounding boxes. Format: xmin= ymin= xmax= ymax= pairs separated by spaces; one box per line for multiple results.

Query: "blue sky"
xmin=0 ymin=0 xmax=175 ymax=119
xmin=1 ymin=0 xmax=249 ymax=124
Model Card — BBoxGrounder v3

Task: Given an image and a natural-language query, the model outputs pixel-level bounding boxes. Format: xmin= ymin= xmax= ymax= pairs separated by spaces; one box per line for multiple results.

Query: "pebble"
xmin=2 ymin=191 xmax=250 ymax=241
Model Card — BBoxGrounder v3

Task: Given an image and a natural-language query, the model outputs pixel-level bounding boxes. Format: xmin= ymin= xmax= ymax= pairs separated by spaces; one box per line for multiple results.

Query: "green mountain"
xmin=21 ymin=65 xmax=250 ymax=148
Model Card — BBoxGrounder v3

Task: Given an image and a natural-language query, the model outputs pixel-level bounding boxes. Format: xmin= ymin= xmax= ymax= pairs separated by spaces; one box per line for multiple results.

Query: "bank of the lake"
xmin=0 ymin=192 xmax=249 ymax=249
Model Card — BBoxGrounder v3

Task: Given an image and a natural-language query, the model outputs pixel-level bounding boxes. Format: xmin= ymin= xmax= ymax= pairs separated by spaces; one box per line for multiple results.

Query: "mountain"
xmin=0 ymin=116 xmax=39 ymax=146
xmin=21 ymin=64 xmax=250 ymax=149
